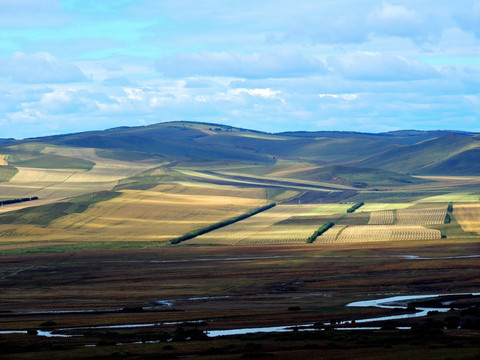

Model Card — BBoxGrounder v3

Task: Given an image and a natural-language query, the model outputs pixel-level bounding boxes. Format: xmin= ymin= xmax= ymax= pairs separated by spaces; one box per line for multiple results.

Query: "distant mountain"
xmin=0 ymin=138 xmax=15 ymax=145
xmin=3 ymin=121 xmax=479 ymax=176
xmin=278 ymin=129 xmax=476 ymax=145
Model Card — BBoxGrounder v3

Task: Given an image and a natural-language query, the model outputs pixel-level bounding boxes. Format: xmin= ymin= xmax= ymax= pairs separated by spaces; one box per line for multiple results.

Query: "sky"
xmin=0 ymin=0 xmax=479 ymax=139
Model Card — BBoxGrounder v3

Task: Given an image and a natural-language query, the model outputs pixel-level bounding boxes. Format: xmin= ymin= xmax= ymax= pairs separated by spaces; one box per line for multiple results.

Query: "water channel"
xmin=1 ymin=292 xmax=477 ymax=338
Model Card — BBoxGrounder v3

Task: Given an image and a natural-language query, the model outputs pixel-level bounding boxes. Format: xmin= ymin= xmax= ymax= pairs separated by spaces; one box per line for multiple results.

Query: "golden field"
xmin=322 ymin=225 xmax=442 ymax=243
xmin=453 ymin=203 xmax=480 ymax=234
xmin=51 ymin=184 xmax=266 ymax=242
xmin=189 ymin=204 xmax=321 ymax=245
xmin=0 ymin=147 xmax=153 ymax=200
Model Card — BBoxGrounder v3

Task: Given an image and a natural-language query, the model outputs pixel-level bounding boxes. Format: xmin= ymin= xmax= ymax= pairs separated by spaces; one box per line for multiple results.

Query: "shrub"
xmin=306 ymin=222 xmax=334 ymax=243
xmin=444 ymin=213 xmax=451 ymax=224
xmin=347 ymin=202 xmax=364 ymax=213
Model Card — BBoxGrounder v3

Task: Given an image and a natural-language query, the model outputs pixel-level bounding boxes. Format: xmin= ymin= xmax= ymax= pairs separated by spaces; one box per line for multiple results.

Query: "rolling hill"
xmin=356 ymin=133 xmax=480 ymax=175
xmin=1 ymin=121 xmax=479 ymax=181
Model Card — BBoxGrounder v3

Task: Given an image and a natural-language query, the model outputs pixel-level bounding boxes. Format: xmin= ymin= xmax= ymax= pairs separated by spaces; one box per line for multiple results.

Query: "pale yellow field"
xmin=368 ymin=210 xmax=395 ymax=225
xmin=367 ymin=205 xmax=446 ymax=226
xmin=315 ymin=225 xmax=347 ymax=242
xmin=360 ymin=203 xmax=412 ymax=212
xmin=415 ymin=192 xmax=480 ymax=203
xmin=0 ymin=147 xmax=155 ymax=200
xmin=0 ymin=198 xmax=60 ymax=215
xmin=318 ymin=225 xmax=441 ymax=243
xmin=188 ymin=204 xmax=322 ymax=245
xmin=0 ymin=155 xmax=7 ymax=166
xmin=453 ymin=204 xmax=480 ymax=234
xmin=396 ymin=207 xmax=447 ymax=225
xmin=50 ymin=184 xmax=267 ymax=242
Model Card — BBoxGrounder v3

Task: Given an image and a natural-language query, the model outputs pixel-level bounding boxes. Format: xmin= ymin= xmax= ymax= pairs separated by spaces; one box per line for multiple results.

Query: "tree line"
xmin=0 ymin=197 xmax=38 ymax=207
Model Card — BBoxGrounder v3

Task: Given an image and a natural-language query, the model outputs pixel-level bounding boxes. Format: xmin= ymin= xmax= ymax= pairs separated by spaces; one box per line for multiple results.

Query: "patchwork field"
xmin=454 ymin=203 xmax=480 ymax=234
xmin=0 ymin=147 xmax=155 ymax=200
xmin=50 ymin=184 xmax=267 ymax=242
xmin=188 ymin=204 xmax=322 ymax=245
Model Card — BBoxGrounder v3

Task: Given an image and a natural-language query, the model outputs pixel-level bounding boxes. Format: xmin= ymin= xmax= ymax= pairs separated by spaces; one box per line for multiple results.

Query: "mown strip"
xmin=347 ymin=201 xmax=364 ymax=213
xmin=306 ymin=222 xmax=334 ymax=243
xmin=171 ymin=203 xmax=276 ymax=244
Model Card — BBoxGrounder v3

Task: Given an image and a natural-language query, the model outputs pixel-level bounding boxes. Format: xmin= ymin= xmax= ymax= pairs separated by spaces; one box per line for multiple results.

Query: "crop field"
xmin=188 ymin=204 xmax=323 ymax=245
xmin=0 ymin=147 xmax=155 ymax=200
xmin=453 ymin=203 xmax=480 ymax=234
xmin=367 ymin=205 xmax=447 ymax=226
xmin=318 ymin=225 xmax=442 ymax=243
xmin=360 ymin=202 xmax=412 ymax=212
xmin=396 ymin=206 xmax=447 ymax=225
xmin=314 ymin=224 xmax=347 ymax=242
xmin=51 ymin=184 xmax=267 ymax=242
xmin=0 ymin=154 xmax=7 ymax=166
xmin=368 ymin=210 xmax=395 ymax=225
xmin=414 ymin=192 xmax=480 ymax=203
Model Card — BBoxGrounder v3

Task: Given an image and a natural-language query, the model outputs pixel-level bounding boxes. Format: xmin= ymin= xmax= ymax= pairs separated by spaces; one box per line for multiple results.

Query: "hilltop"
xmin=3 ymin=121 xmax=478 ymax=177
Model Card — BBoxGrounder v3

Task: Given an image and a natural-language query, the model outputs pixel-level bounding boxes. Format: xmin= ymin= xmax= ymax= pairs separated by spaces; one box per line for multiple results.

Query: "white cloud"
xmin=367 ymin=2 xmax=423 ymax=38
xmin=230 ymin=88 xmax=281 ymax=99
xmin=327 ymin=52 xmax=440 ymax=81
xmin=155 ymin=50 xmax=327 ymax=79
xmin=318 ymin=94 xmax=358 ymax=101
xmin=0 ymin=52 xmax=87 ymax=83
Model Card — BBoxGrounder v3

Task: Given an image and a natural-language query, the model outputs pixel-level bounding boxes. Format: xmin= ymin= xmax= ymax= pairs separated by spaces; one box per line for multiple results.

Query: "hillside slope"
xmin=357 ymin=134 xmax=480 ymax=175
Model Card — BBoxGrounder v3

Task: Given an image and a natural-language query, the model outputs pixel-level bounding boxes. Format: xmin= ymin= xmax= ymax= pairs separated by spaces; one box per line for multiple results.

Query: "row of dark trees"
xmin=306 ymin=222 xmax=334 ymax=243
xmin=347 ymin=201 xmax=364 ymax=213
xmin=0 ymin=197 xmax=38 ymax=207
xmin=171 ymin=203 xmax=276 ymax=244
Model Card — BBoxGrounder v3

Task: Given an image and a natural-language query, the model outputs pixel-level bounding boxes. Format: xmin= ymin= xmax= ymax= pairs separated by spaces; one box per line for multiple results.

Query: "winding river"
xmin=1 ymin=292 xmax=477 ymax=338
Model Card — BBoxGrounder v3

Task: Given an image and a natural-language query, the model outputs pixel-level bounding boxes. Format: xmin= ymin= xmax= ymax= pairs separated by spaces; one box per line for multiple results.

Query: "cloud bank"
xmin=0 ymin=0 xmax=479 ymax=138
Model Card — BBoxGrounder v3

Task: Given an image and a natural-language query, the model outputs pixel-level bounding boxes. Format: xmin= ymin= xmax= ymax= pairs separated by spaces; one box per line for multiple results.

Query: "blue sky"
xmin=0 ymin=0 xmax=479 ymax=138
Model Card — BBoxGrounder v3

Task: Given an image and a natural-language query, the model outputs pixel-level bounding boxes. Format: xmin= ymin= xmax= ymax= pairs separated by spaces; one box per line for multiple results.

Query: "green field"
xmin=0 ymin=165 xmax=17 ymax=182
